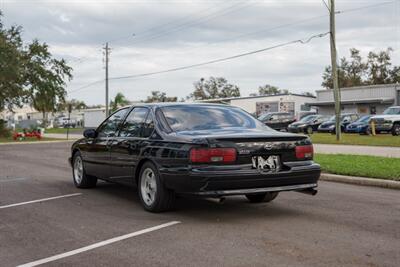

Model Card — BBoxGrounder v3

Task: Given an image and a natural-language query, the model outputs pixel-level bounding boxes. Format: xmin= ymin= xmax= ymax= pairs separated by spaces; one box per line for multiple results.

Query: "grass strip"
xmin=310 ymin=133 xmax=400 ymax=147
xmin=314 ymin=153 xmax=400 ymax=181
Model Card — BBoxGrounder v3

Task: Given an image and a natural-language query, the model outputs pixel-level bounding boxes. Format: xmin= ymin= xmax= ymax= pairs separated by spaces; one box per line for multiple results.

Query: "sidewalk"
xmin=44 ymin=133 xmax=82 ymax=140
xmin=321 ymin=173 xmax=400 ymax=189
xmin=314 ymin=144 xmax=400 ymax=158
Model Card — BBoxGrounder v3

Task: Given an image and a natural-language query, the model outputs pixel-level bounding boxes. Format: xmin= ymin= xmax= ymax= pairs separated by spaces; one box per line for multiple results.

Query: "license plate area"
xmin=252 ymin=155 xmax=281 ymax=172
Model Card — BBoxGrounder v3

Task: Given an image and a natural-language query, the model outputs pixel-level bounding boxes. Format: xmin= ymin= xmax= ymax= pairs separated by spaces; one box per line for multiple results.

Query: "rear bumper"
xmin=317 ymin=128 xmax=332 ymax=133
xmin=288 ymin=127 xmax=304 ymax=133
xmin=160 ymin=162 xmax=321 ymax=196
xmin=374 ymin=124 xmax=393 ymax=131
xmin=346 ymin=126 xmax=367 ymax=133
xmin=192 ymin=183 xmax=317 ymax=197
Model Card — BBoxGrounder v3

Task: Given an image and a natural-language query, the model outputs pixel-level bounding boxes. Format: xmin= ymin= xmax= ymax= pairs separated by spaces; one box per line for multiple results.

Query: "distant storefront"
xmin=200 ymin=93 xmax=316 ymax=118
xmin=310 ymin=84 xmax=400 ymax=115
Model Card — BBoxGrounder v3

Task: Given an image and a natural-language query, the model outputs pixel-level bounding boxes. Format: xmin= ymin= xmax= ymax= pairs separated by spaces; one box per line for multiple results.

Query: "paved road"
xmin=314 ymin=144 xmax=400 ymax=158
xmin=1 ymin=142 xmax=399 ymax=267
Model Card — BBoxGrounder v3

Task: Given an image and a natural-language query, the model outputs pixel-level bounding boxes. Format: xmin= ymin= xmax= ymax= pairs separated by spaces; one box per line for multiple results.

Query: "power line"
xmin=109 ymin=32 xmax=329 ymax=81
xmin=129 ymin=1 xmax=228 ymax=39
xmin=69 ymin=32 xmax=329 ymax=94
xmin=321 ymin=0 xmax=330 ymax=12
xmin=68 ymin=79 xmax=104 ymax=94
xmin=127 ymin=1 xmax=254 ymax=45
xmin=336 ymin=1 xmax=395 ymax=14
xmin=67 ymin=0 xmax=395 ymax=93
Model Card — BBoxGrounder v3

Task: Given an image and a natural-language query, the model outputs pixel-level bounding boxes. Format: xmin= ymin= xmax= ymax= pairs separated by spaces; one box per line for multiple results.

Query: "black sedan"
xmin=318 ymin=113 xmax=359 ymax=133
xmin=288 ymin=114 xmax=330 ymax=134
xmin=70 ymin=104 xmax=320 ymax=212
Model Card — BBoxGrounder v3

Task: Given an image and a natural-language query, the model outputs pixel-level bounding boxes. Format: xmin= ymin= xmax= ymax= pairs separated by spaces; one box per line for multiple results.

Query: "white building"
xmin=0 ymin=105 xmax=38 ymax=128
xmin=311 ymin=84 xmax=400 ymax=115
xmin=200 ymin=93 xmax=316 ymax=118
xmin=83 ymin=108 xmax=106 ymax=128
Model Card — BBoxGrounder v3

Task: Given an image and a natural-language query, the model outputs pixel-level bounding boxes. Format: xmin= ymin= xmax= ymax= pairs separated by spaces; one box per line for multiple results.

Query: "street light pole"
xmin=329 ymin=0 xmax=341 ymax=141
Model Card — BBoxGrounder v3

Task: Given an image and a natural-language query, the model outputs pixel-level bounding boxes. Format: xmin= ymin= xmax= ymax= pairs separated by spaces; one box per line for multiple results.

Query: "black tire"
xmin=138 ymin=161 xmax=175 ymax=212
xmin=245 ymin=192 xmax=279 ymax=203
xmin=306 ymin=126 xmax=313 ymax=135
xmin=72 ymin=152 xmax=97 ymax=188
xmin=392 ymin=123 xmax=400 ymax=136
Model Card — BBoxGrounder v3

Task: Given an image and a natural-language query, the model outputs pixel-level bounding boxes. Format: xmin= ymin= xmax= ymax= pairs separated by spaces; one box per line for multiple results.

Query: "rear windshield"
xmin=159 ymin=105 xmax=268 ymax=132
xmin=384 ymin=107 xmax=400 ymax=115
xmin=299 ymin=115 xmax=317 ymax=122
xmin=357 ymin=115 xmax=370 ymax=122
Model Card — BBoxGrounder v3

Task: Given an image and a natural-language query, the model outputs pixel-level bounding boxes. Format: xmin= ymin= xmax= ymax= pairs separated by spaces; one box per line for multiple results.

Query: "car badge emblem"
xmin=264 ymin=143 xmax=273 ymax=150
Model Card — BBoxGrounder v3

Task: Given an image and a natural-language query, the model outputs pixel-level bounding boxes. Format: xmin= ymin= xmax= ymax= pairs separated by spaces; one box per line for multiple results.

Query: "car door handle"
xmin=129 ymin=143 xmax=138 ymax=150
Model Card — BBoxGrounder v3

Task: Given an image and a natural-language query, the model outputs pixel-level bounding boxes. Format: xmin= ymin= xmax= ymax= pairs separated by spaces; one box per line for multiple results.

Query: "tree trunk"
xmin=42 ymin=111 xmax=47 ymax=128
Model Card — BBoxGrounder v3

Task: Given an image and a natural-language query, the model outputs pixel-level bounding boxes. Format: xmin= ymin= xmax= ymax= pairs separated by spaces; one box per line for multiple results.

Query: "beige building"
xmin=200 ymin=93 xmax=316 ymax=118
xmin=311 ymin=84 xmax=400 ymax=115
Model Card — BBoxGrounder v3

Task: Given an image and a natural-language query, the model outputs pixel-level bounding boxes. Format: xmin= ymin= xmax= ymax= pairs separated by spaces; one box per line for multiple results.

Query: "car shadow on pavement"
xmin=91 ymin=181 xmax=307 ymax=222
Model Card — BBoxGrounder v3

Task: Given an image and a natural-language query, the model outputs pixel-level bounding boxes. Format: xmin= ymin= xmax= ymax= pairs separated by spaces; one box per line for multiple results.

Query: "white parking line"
xmin=0 ymin=177 xmax=28 ymax=183
xmin=17 ymin=221 xmax=181 ymax=267
xmin=0 ymin=193 xmax=82 ymax=209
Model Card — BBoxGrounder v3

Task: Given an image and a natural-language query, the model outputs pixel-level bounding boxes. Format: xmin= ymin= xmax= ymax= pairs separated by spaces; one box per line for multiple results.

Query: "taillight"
xmin=295 ymin=145 xmax=314 ymax=160
xmin=190 ymin=148 xmax=237 ymax=163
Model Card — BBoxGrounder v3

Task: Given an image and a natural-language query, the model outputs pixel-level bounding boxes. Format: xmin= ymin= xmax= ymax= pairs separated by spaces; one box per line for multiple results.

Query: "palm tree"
xmin=110 ymin=92 xmax=130 ymax=111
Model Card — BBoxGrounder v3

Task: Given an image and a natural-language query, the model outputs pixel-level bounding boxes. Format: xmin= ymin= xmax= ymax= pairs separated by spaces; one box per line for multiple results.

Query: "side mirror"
xmin=83 ymin=128 xmax=97 ymax=138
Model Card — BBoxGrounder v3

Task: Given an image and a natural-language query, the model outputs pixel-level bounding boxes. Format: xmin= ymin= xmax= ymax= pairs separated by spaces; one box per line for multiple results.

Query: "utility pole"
xmin=104 ymin=42 xmax=110 ymax=117
xmin=329 ymin=0 xmax=341 ymax=141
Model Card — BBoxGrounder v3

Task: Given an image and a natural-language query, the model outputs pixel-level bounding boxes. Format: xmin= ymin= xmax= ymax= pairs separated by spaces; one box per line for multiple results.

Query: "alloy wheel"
xmin=140 ymin=168 xmax=157 ymax=206
xmin=73 ymin=156 xmax=84 ymax=184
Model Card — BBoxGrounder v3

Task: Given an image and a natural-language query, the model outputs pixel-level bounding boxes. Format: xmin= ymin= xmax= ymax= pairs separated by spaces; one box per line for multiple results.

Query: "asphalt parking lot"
xmin=1 ymin=142 xmax=399 ymax=267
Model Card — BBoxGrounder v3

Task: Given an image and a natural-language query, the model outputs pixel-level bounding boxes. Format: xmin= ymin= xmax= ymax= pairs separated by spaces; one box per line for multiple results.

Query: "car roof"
xmin=129 ymin=102 xmax=232 ymax=109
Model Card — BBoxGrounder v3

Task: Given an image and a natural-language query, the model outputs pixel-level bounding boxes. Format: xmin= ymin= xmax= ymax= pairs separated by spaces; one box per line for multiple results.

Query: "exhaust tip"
xmin=298 ymin=188 xmax=318 ymax=196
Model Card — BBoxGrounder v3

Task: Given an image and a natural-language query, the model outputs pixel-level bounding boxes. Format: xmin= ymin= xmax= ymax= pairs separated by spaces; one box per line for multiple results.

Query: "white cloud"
xmin=1 ymin=0 xmax=399 ymax=105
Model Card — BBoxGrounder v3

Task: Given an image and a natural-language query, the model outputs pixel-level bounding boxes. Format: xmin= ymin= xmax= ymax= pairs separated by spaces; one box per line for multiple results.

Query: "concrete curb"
xmin=321 ymin=173 xmax=400 ymax=190
xmin=0 ymin=140 xmax=75 ymax=146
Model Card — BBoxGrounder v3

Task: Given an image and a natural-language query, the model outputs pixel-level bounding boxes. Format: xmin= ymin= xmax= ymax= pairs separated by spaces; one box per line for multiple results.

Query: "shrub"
xmin=0 ymin=120 xmax=12 ymax=138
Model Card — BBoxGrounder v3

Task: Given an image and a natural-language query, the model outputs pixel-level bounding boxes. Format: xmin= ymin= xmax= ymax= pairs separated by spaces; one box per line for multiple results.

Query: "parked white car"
xmin=371 ymin=106 xmax=400 ymax=136
xmin=54 ymin=117 xmax=77 ymax=128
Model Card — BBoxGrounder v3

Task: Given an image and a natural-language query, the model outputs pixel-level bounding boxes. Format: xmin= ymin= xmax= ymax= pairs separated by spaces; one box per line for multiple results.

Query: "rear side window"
xmin=119 ymin=107 xmax=149 ymax=137
xmin=142 ymin=113 xmax=155 ymax=138
xmin=159 ymin=105 xmax=267 ymax=132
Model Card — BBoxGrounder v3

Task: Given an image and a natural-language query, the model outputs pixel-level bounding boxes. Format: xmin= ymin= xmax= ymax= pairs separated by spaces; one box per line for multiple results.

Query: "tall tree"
xmin=58 ymin=99 xmax=87 ymax=111
xmin=110 ymin=92 xmax=130 ymax=111
xmin=322 ymin=47 xmax=398 ymax=89
xmin=255 ymin=84 xmax=288 ymax=96
xmin=145 ymin=91 xmax=177 ymax=103
xmin=189 ymin=77 xmax=240 ymax=100
xmin=25 ymin=40 xmax=72 ymax=125
xmin=367 ymin=48 xmax=393 ymax=84
xmin=0 ymin=11 xmax=72 ymax=123
xmin=0 ymin=12 xmax=26 ymax=111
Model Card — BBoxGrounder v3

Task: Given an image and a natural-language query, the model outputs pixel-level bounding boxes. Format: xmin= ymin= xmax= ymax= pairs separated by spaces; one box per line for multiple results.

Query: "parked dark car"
xmin=258 ymin=112 xmax=296 ymax=131
xmin=288 ymin=114 xmax=330 ymax=134
xmin=345 ymin=115 xmax=371 ymax=134
xmin=318 ymin=113 xmax=359 ymax=133
xmin=70 ymin=104 xmax=320 ymax=212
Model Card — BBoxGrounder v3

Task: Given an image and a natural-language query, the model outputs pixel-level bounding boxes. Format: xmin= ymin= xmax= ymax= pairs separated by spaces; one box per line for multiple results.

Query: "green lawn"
xmin=45 ymin=127 xmax=84 ymax=134
xmin=310 ymin=133 xmax=400 ymax=147
xmin=0 ymin=137 xmax=65 ymax=143
xmin=315 ymin=154 xmax=400 ymax=181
